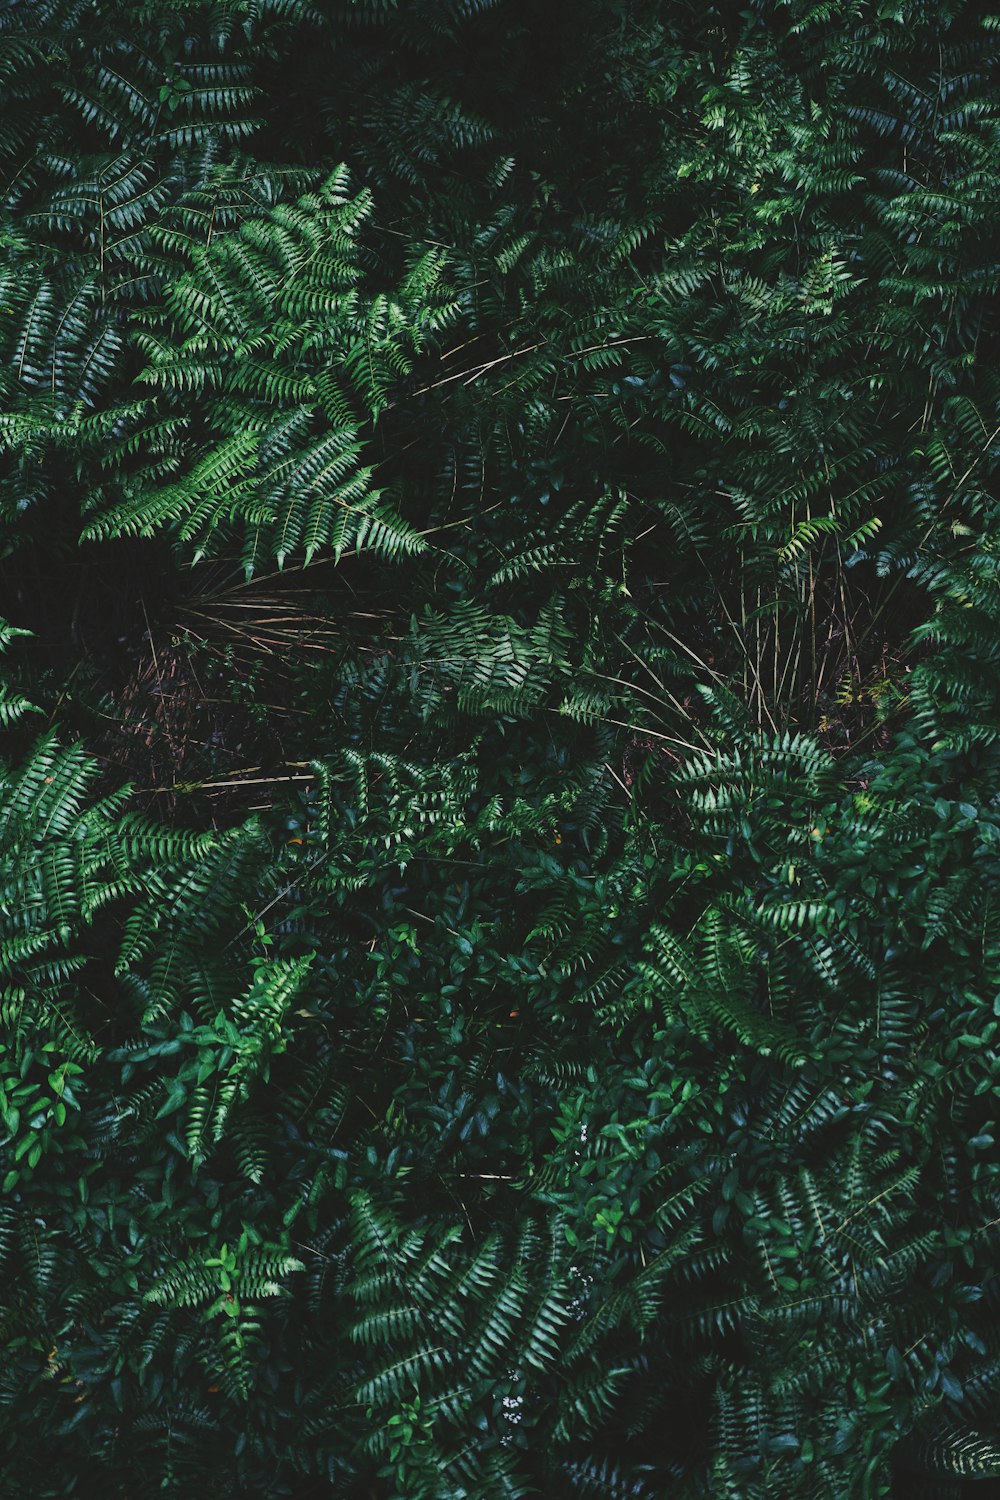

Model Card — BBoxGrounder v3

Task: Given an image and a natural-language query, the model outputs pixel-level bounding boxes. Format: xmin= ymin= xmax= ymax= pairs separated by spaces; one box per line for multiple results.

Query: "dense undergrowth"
xmin=2 ymin=1 xmax=1000 ymax=1495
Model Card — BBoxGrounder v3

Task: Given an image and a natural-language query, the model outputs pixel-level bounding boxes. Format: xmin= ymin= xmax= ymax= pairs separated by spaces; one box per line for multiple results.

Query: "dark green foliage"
xmin=2 ymin=0 xmax=1000 ymax=1495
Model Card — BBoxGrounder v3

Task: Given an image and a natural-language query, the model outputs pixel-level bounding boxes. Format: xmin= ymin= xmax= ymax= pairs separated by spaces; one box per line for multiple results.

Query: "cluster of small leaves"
xmin=1 ymin=1 xmax=1000 ymax=1497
